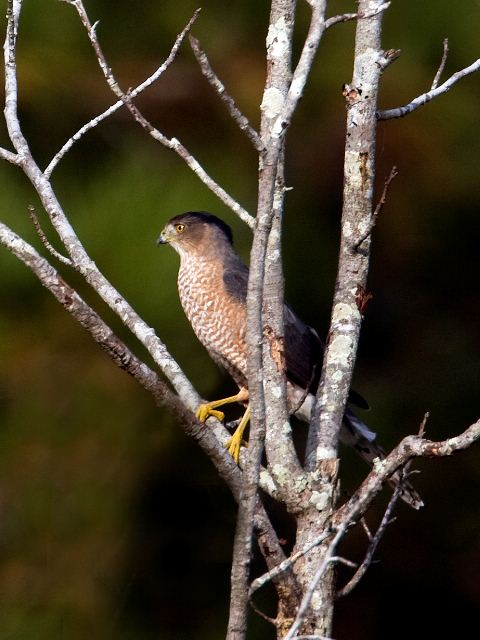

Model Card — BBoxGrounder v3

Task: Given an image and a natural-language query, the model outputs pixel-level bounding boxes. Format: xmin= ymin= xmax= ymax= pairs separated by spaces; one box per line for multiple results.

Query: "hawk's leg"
xmin=226 ymin=404 xmax=251 ymax=463
xmin=196 ymin=387 xmax=249 ymax=423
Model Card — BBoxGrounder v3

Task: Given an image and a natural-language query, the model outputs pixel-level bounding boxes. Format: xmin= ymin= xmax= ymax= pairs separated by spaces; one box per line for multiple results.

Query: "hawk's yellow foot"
xmin=196 ymin=404 xmax=225 ymax=423
xmin=226 ymin=405 xmax=250 ymax=463
xmin=195 ymin=388 xmax=249 ymax=424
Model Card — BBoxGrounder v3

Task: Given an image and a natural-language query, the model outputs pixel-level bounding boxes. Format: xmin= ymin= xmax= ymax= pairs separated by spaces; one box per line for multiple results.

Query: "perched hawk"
xmin=158 ymin=211 xmax=422 ymax=509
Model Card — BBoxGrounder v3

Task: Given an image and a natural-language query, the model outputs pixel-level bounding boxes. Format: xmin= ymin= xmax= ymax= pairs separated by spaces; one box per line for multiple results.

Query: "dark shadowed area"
xmin=0 ymin=1 xmax=479 ymax=638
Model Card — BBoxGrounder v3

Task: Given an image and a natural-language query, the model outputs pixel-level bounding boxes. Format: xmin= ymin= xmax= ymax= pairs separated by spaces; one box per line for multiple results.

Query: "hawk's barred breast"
xmin=178 ymin=253 xmax=248 ymax=388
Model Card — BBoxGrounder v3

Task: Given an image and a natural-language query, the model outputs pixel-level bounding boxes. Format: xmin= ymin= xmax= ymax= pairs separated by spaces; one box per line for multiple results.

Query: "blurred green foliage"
xmin=0 ymin=1 xmax=479 ymax=638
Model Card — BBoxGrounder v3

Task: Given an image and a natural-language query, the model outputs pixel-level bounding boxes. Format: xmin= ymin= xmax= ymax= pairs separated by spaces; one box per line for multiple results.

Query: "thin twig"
xmin=360 ymin=516 xmax=373 ymax=542
xmin=353 ymin=165 xmax=398 ymax=251
xmin=45 ymin=7 xmax=200 ymax=177
xmin=283 ymin=527 xmax=347 ymax=640
xmin=324 ymin=2 xmax=391 ymax=29
xmin=378 ymin=55 xmax=480 ymax=120
xmin=249 ymin=531 xmax=331 ymax=597
xmin=324 ymin=12 xmax=357 ymax=28
xmin=0 ymin=146 xmax=19 ymax=163
xmin=330 ymin=556 xmax=357 ymax=569
xmin=337 ymin=468 xmax=407 ymax=598
xmin=287 ymin=415 xmax=480 ymax=639
xmin=271 ymin=0 xmax=328 ymax=138
xmin=248 ymin=597 xmax=276 ymax=626
xmin=28 ymin=205 xmax=73 ymax=266
xmin=3 ymin=0 xmax=204 ymax=408
xmin=419 ymin=411 xmax=430 ymax=437
xmin=431 ymin=38 xmax=449 ymax=90
xmin=373 ymin=165 xmax=399 ymax=217
xmin=63 ymin=0 xmax=254 ymax=229
xmin=189 ymin=35 xmax=263 ymax=152
xmin=334 ymin=419 xmax=480 ymax=532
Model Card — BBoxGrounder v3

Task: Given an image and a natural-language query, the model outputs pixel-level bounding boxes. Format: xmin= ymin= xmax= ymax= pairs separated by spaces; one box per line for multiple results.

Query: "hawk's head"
xmin=157 ymin=211 xmax=234 ymax=257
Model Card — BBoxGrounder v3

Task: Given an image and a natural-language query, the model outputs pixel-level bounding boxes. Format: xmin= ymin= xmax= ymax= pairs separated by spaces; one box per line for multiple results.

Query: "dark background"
xmin=0 ymin=1 xmax=479 ymax=638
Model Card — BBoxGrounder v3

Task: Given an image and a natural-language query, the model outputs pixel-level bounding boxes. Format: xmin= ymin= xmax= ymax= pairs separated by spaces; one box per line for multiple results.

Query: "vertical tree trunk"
xmin=285 ymin=2 xmax=388 ymax=637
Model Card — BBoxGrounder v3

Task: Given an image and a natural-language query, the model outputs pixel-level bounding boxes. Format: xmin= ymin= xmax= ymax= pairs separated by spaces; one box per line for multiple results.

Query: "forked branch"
xmin=46 ymin=6 xmax=201 ymax=177
xmin=63 ymin=0 xmax=254 ymax=228
xmin=378 ymin=51 xmax=480 ymax=120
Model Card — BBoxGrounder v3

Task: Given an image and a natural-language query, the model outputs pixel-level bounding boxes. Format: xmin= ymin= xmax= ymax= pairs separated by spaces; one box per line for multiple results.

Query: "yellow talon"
xmin=194 ymin=391 xmax=251 ymax=464
xmin=225 ymin=405 xmax=251 ymax=464
xmin=196 ymin=404 xmax=225 ymax=423
xmin=226 ymin=431 xmax=246 ymax=463
xmin=195 ymin=389 xmax=248 ymax=424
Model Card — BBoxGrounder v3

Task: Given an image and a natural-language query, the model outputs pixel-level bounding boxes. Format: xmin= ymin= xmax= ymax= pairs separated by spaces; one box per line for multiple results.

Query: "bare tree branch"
xmin=431 ymin=38 xmax=449 ymax=90
xmin=378 ymin=54 xmax=480 ymax=120
xmin=249 ymin=531 xmax=331 ymax=597
xmin=227 ymin=0 xmax=334 ymax=633
xmin=28 ymin=204 xmax=73 ymax=266
xmin=189 ymin=35 xmax=264 ymax=152
xmin=271 ymin=0 xmax=328 ymax=139
xmin=334 ymin=419 xmax=480 ymax=529
xmin=285 ymin=418 xmax=480 ymax=639
xmin=45 ymin=6 xmax=201 ymax=178
xmin=0 ymin=216 xmax=297 ymax=603
xmin=353 ymin=165 xmax=398 ymax=251
xmin=63 ymin=0 xmax=254 ymax=229
xmin=0 ymin=218 xmax=236 ymax=483
xmin=324 ymin=2 xmax=391 ymax=29
xmin=2 ymin=2 xmax=479 ymax=638
xmin=284 ymin=526 xmax=347 ymax=640
xmin=3 ymin=0 xmax=200 ymax=407
xmin=0 ymin=146 xmax=19 ymax=162
xmin=336 ymin=467 xmax=406 ymax=597
xmin=307 ymin=0 xmax=389 ymax=468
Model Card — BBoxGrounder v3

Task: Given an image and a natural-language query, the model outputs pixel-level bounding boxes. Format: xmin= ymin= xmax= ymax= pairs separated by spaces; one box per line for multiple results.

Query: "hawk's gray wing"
xmin=284 ymin=303 xmax=322 ymax=392
xmin=223 ymin=261 xmax=368 ymax=408
xmin=284 ymin=304 xmax=369 ymax=409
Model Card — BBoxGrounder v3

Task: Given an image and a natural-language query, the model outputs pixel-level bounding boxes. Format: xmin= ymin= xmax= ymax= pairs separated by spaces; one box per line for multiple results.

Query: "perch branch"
xmin=0 ymin=217 xmax=297 ymax=599
xmin=0 ymin=219 xmax=236 ymax=482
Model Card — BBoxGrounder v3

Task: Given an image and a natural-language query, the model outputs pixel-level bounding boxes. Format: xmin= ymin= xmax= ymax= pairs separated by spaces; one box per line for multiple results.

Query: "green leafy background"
xmin=0 ymin=1 xmax=479 ymax=638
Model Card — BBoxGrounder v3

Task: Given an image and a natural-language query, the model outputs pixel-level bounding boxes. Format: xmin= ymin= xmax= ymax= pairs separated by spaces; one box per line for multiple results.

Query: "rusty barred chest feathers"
xmin=177 ymin=251 xmax=248 ymax=388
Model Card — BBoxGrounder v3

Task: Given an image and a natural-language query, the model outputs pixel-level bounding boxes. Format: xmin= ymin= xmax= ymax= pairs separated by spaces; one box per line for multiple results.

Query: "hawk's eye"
xmin=175 ymin=223 xmax=185 ymax=233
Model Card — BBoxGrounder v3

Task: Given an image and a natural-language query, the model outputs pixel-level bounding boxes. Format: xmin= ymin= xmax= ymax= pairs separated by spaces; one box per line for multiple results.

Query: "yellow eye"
xmin=175 ymin=223 xmax=185 ymax=233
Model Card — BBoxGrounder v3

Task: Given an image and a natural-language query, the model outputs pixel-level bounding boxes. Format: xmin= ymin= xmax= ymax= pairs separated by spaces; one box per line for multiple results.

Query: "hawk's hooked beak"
xmin=157 ymin=229 xmax=170 ymax=245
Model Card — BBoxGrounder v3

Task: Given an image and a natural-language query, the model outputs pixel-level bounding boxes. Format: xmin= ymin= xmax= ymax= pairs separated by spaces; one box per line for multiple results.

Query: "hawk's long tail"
xmin=342 ymin=408 xmax=423 ymax=510
xmin=293 ymin=390 xmax=423 ymax=510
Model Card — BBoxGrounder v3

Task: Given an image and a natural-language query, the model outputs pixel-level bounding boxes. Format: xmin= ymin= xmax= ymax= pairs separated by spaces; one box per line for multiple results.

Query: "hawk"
xmin=158 ymin=211 xmax=422 ymax=509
